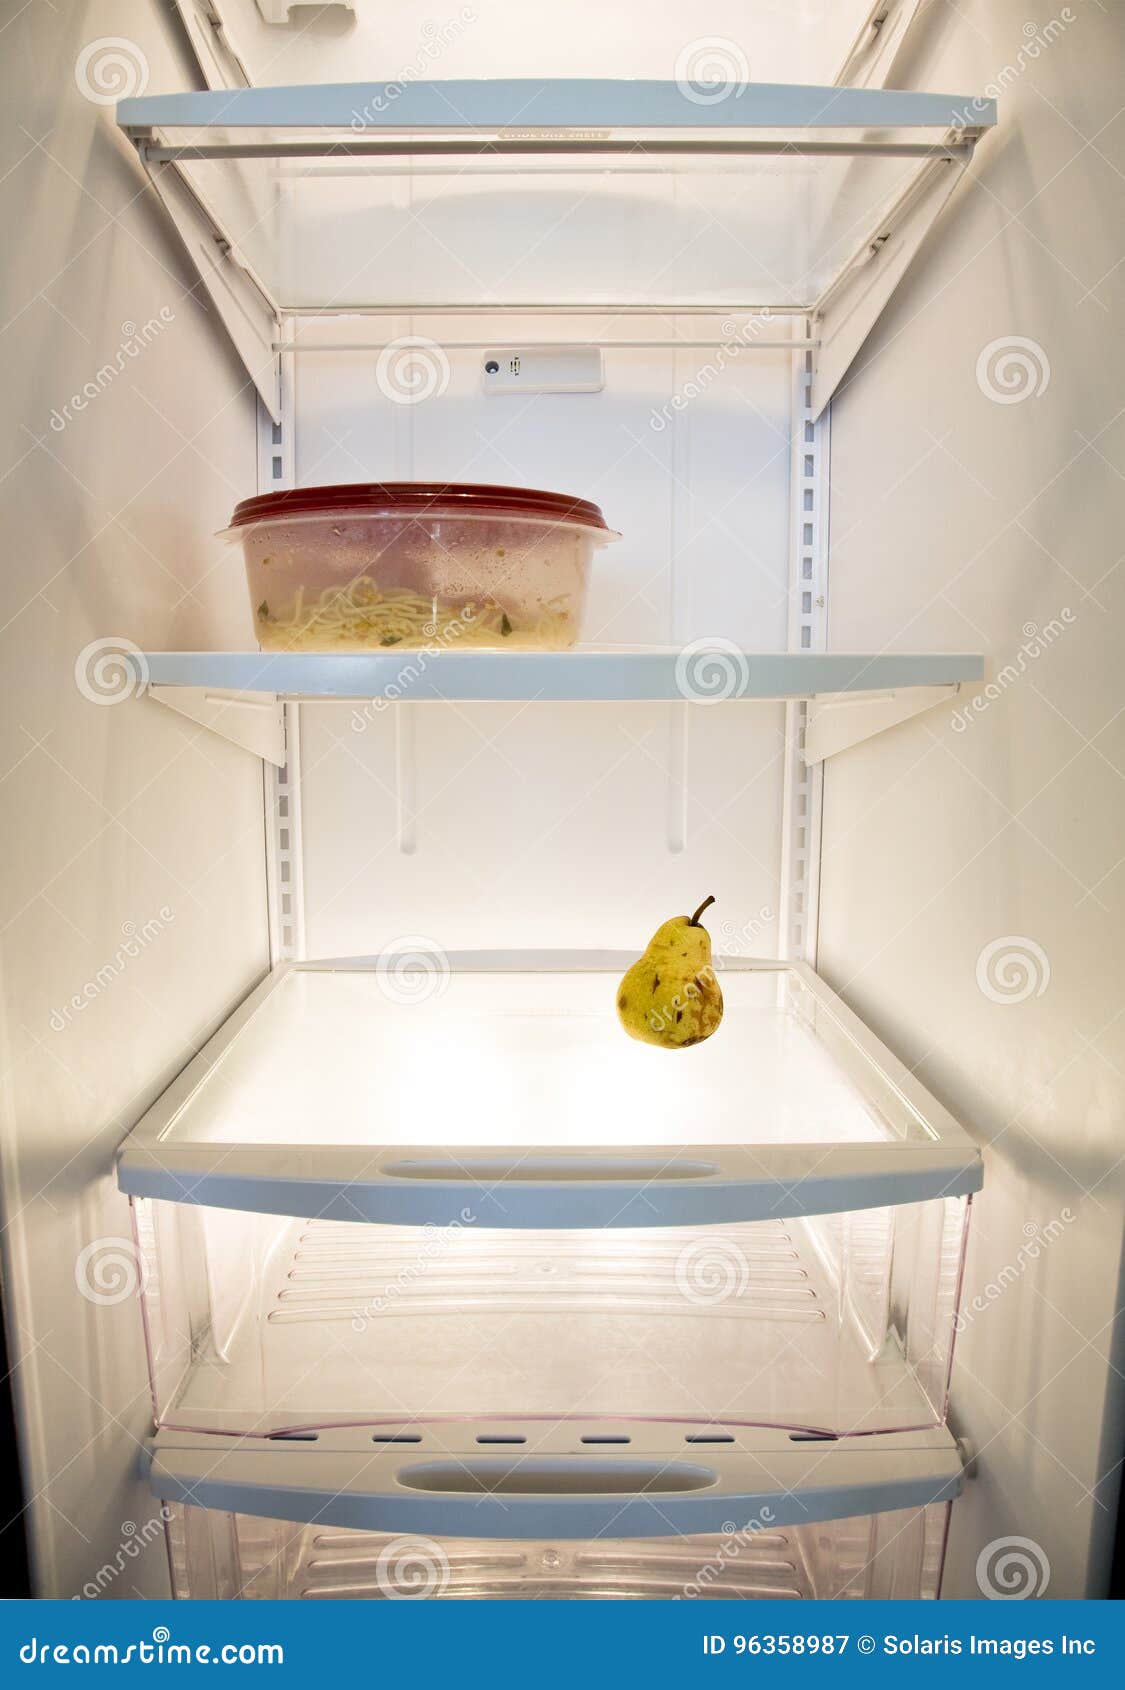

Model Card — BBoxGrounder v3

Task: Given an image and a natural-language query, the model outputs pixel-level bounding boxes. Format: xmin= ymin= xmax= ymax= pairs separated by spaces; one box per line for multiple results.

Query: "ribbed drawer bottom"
xmin=166 ymin=1502 xmax=950 ymax=1601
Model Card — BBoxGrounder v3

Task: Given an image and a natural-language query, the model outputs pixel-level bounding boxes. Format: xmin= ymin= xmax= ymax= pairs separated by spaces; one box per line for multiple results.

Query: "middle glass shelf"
xmin=117 ymin=955 xmax=982 ymax=1228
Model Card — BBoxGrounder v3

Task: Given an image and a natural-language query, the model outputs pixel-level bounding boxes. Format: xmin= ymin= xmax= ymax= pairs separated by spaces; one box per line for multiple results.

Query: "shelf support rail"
xmin=131 ymin=138 xmax=282 ymax=421
xmin=834 ymin=0 xmax=924 ymax=90
xmin=810 ymin=140 xmax=986 ymax=416
xmin=256 ymin=351 xmax=306 ymax=966
xmin=803 ymin=684 xmax=966 ymax=763
xmin=779 ymin=341 xmax=829 ymax=966
xmin=171 ymin=1 xmax=252 ymax=90
xmin=147 ymin=684 xmax=285 ymax=763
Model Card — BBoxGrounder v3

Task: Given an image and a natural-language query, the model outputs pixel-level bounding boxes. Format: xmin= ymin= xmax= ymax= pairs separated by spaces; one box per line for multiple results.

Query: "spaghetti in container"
xmin=223 ymin=482 xmax=619 ymax=653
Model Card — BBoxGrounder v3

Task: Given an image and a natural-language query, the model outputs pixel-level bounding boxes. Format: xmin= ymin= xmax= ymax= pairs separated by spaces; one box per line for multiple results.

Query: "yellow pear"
xmin=616 ymin=896 xmax=724 ymax=1049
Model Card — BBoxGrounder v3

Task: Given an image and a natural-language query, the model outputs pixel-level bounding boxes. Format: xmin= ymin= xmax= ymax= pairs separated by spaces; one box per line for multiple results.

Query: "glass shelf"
xmin=138 ymin=648 xmax=984 ymax=703
xmin=118 ymin=80 xmax=995 ymax=315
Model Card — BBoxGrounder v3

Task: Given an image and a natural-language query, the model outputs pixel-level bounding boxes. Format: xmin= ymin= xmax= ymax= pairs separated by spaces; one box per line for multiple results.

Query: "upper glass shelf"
xmin=117 ymin=79 xmax=996 ymax=143
xmin=117 ymin=80 xmax=995 ymax=315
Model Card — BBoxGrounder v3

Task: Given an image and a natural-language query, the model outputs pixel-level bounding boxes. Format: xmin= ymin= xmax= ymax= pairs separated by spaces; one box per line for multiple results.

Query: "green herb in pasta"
xmin=256 ymin=576 xmax=575 ymax=652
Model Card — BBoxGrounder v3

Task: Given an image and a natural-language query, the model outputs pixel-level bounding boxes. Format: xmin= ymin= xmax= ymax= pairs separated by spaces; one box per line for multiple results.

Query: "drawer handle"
xmin=382 ymin=1156 xmax=720 ymax=1182
xmin=395 ymin=1458 xmax=717 ymax=1496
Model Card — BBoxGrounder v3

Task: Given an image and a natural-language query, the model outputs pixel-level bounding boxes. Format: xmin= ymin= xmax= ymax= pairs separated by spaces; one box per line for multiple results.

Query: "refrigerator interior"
xmin=2 ymin=0 xmax=1120 ymax=1605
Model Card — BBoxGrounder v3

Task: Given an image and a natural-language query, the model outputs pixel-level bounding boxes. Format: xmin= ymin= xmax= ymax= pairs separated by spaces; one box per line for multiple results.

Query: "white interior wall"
xmin=215 ymin=0 xmax=860 ymax=87
xmin=0 ymin=1 xmax=268 ymax=1596
xmin=188 ymin=152 xmax=919 ymax=312
xmin=290 ymin=322 xmax=791 ymax=955
xmin=817 ymin=0 xmax=1125 ymax=1598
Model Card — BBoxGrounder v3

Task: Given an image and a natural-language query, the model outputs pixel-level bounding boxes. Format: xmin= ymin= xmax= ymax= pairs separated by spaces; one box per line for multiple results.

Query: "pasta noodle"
xmin=256 ymin=576 xmax=576 ymax=652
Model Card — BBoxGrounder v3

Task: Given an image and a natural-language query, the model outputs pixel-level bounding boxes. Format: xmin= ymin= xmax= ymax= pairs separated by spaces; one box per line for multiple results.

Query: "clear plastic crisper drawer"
xmin=134 ymin=1192 xmax=970 ymax=1438
xmin=164 ymin=1499 xmax=951 ymax=1601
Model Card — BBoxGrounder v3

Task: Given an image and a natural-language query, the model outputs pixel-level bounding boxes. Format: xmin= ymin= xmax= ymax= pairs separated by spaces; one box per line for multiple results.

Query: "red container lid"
xmin=228 ymin=481 xmax=614 ymax=534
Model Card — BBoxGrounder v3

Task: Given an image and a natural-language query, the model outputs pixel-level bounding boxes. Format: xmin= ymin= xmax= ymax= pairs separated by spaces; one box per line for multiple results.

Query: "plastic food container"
xmin=224 ymin=482 xmax=619 ymax=652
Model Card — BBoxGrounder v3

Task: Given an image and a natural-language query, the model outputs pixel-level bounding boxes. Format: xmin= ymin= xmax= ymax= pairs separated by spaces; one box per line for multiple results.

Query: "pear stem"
xmin=689 ymin=895 xmax=716 ymax=927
